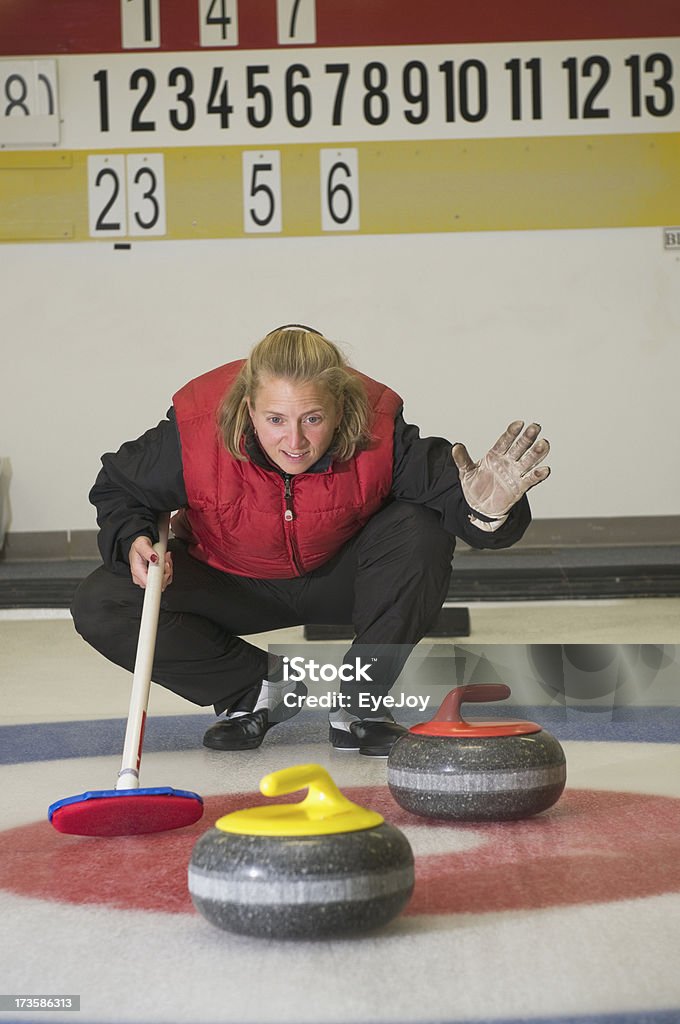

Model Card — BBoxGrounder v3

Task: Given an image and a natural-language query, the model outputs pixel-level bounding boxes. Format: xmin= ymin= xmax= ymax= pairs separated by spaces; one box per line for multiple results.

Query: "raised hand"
xmin=452 ymin=420 xmax=551 ymax=519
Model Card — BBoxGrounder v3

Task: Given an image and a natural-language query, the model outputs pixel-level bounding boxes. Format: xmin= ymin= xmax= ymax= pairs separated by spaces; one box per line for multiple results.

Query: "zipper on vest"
xmin=282 ymin=474 xmax=304 ymax=575
xmin=283 ymin=474 xmax=295 ymax=522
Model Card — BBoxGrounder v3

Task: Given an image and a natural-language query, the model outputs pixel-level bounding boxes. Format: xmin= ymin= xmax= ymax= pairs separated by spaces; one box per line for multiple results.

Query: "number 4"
xmin=199 ymin=0 xmax=239 ymax=47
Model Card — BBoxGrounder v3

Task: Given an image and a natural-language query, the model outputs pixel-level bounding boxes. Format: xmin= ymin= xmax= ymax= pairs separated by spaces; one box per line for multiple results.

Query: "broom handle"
xmin=116 ymin=513 xmax=170 ymax=790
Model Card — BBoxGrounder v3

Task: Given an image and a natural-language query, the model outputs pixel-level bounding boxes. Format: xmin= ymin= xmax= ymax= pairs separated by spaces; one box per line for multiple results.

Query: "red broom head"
xmin=48 ymin=787 xmax=204 ymax=837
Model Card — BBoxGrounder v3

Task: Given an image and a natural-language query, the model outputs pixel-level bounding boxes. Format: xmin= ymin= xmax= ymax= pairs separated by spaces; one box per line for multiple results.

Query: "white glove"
xmin=452 ymin=420 xmax=551 ymax=520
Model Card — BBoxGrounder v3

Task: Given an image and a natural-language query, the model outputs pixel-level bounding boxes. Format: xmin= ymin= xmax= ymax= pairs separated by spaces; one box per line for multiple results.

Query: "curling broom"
xmin=48 ymin=513 xmax=203 ymax=836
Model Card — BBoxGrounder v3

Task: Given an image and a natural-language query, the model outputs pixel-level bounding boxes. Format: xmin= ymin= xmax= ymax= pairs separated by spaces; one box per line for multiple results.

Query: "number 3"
xmin=127 ymin=154 xmax=166 ymax=234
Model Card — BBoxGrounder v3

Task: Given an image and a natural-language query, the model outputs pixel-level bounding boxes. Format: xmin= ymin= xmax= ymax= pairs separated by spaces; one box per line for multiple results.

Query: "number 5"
xmin=242 ymin=151 xmax=282 ymax=233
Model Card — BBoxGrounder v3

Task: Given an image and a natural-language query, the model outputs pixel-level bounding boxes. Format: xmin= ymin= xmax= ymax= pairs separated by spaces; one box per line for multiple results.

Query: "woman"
xmin=72 ymin=324 xmax=550 ymax=756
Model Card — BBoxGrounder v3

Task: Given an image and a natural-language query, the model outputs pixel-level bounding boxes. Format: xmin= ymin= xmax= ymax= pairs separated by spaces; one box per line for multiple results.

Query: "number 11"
xmin=505 ymin=58 xmax=542 ymax=120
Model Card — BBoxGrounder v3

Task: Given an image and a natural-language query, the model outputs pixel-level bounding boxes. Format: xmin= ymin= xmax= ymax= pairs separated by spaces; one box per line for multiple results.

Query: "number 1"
xmin=121 ymin=0 xmax=160 ymax=49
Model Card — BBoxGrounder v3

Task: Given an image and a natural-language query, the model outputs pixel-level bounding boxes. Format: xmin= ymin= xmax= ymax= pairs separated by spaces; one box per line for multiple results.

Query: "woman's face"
xmin=247 ymin=376 xmax=343 ymax=474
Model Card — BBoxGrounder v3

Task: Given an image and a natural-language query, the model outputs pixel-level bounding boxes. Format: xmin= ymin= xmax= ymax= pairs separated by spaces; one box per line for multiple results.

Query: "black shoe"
xmin=203 ymin=681 xmax=308 ymax=751
xmin=329 ymin=719 xmax=408 ymax=757
xmin=203 ymin=709 xmax=271 ymax=751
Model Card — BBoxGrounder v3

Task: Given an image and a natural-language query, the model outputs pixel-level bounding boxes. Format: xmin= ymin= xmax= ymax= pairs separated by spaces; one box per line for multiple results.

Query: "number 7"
xmin=289 ymin=0 xmax=301 ymax=37
xmin=277 ymin=0 xmax=316 ymax=45
xmin=325 ymin=64 xmax=349 ymax=125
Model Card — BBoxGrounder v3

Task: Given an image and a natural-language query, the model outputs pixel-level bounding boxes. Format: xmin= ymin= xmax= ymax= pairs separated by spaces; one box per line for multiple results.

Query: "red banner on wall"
xmin=1 ymin=0 xmax=679 ymax=56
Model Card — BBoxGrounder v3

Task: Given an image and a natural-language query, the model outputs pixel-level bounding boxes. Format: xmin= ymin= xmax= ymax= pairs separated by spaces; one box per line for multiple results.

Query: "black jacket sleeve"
xmin=89 ymin=408 xmax=187 ymax=573
xmin=391 ymin=411 xmax=531 ymax=549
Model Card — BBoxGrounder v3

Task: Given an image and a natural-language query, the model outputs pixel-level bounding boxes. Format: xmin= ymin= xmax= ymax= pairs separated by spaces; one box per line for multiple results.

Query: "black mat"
xmin=0 ymin=545 xmax=678 ymax=610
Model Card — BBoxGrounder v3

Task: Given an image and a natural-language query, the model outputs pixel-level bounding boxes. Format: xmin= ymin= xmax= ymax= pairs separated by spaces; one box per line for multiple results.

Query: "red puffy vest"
xmin=172 ymin=360 xmax=402 ymax=578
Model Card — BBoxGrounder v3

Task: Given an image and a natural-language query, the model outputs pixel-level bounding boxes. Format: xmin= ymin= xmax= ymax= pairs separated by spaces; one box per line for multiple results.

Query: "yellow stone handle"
xmin=216 ymin=763 xmax=384 ymax=835
xmin=260 ymin=764 xmax=363 ymax=822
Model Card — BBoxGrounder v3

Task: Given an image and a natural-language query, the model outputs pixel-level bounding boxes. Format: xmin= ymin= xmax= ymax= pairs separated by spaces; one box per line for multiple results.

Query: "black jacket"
xmin=90 ymin=408 xmax=531 ymax=573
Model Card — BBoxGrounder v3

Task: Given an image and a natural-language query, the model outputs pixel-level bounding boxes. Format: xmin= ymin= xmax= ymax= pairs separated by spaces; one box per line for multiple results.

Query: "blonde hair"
xmin=219 ymin=326 xmax=373 ymax=462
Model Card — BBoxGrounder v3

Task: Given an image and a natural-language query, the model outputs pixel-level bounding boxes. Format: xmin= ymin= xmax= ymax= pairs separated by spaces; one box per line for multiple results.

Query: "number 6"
xmin=320 ymin=149 xmax=359 ymax=231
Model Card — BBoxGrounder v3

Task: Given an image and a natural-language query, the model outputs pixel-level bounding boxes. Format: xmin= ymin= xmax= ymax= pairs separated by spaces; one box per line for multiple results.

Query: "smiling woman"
xmin=246 ymin=377 xmax=342 ymax=475
xmin=219 ymin=325 xmax=372 ymax=466
xmin=70 ymin=321 xmax=545 ymax=759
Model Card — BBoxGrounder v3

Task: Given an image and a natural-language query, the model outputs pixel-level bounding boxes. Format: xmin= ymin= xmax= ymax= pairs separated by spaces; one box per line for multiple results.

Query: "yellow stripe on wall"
xmin=1 ymin=133 xmax=678 ymax=242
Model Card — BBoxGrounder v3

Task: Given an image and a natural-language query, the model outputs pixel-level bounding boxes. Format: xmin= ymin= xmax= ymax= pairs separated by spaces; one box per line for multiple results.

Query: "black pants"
xmin=71 ymin=501 xmax=455 ymax=716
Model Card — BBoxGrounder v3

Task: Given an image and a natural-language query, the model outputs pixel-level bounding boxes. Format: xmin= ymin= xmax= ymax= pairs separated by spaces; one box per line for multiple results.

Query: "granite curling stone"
xmin=387 ymin=684 xmax=566 ymax=821
xmin=188 ymin=764 xmax=414 ymax=939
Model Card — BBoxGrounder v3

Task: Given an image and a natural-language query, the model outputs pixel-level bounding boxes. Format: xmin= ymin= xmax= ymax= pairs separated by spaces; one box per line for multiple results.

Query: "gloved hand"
xmin=452 ymin=420 xmax=551 ymax=519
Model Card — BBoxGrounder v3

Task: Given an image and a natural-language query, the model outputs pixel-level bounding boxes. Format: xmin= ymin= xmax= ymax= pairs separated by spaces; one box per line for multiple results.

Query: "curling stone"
xmin=387 ymin=684 xmax=566 ymax=821
xmin=188 ymin=764 xmax=414 ymax=939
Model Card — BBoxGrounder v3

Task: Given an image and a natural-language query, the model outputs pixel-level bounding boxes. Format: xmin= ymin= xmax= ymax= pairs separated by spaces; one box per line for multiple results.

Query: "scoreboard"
xmin=1 ymin=0 xmax=679 ymax=243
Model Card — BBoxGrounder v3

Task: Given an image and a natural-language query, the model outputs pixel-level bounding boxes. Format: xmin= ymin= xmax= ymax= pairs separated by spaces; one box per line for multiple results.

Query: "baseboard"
xmin=2 ymin=515 xmax=678 ymax=562
xmin=1 ymin=530 xmax=99 ymax=561
xmin=304 ymin=607 xmax=471 ymax=641
xmin=462 ymin=515 xmax=680 ymax=550
xmin=0 ymin=517 xmax=678 ymax=609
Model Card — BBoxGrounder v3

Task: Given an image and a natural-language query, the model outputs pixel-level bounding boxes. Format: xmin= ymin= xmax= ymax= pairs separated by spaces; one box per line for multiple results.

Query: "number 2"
xmin=88 ymin=156 xmax=126 ymax=236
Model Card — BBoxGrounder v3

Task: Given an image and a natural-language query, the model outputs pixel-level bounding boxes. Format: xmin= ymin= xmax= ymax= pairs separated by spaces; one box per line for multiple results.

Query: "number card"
xmin=121 ymin=0 xmax=161 ymax=49
xmin=127 ymin=154 xmax=166 ymax=235
xmin=0 ymin=60 xmax=59 ymax=145
xmin=320 ymin=149 xmax=359 ymax=231
xmin=242 ymin=151 xmax=282 ymax=233
xmin=277 ymin=0 xmax=316 ymax=46
xmin=88 ymin=155 xmax=127 ymax=237
xmin=88 ymin=154 xmax=166 ymax=237
xmin=199 ymin=0 xmax=239 ymax=47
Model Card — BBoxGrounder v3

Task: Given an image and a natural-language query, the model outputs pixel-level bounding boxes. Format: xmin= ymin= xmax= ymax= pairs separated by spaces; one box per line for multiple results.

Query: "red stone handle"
xmin=433 ymin=684 xmax=511 ymax=724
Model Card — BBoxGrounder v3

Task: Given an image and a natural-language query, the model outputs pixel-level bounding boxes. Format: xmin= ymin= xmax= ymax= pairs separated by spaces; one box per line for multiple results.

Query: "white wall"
xmin=2 ymin=223 xmax=679 ymax=533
